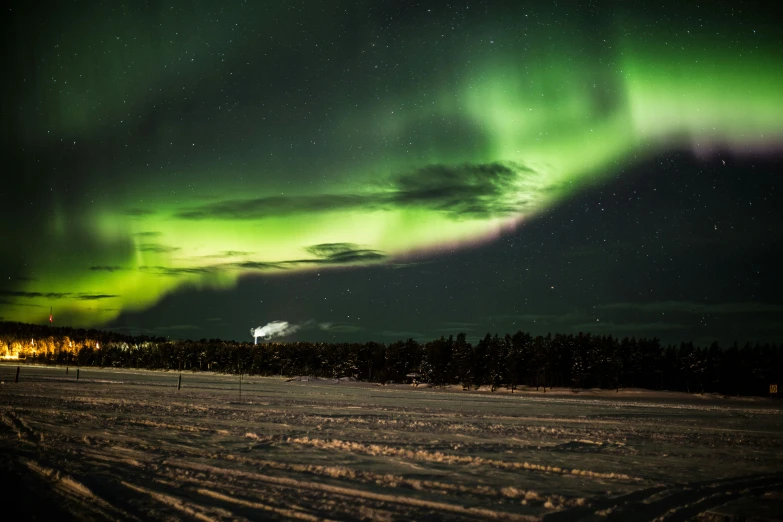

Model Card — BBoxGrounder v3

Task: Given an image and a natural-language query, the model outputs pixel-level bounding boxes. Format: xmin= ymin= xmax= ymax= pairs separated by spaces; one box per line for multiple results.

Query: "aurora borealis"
xmin=2 ymin=1 xmax=782 ymax=343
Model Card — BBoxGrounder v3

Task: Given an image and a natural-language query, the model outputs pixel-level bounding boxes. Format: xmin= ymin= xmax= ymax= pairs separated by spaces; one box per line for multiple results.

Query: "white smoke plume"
xmin=251 ymin=321 xmax=302 ymax=344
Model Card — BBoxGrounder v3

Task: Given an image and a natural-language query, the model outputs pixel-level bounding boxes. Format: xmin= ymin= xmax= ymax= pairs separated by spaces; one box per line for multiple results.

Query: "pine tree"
xmin=452 ymin=333 xmax=473 ymax=390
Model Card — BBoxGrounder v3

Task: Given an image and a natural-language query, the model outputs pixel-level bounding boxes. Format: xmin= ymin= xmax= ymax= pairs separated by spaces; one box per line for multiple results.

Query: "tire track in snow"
xmin=156 ymin=468 xmax=360 ymax=520
xmin=20 ymin=458 xmax=142 ymax=521
xmin=0 ymin=411 xmax=43 ymax=442
xmin=226 ymin=446 xmax=585 ymax=510
xmin=288 ymin=437 xmax=642 ymax=483
xmin=121 ymin=480 xmax=240 ymax=522
xmin=170 ymin=460 xmax=540 ymax=521
xmin=197 ymin=488 xmax=334 ymax=521
xmin=71 ymin=428 xmax=579 ymax=513
xmin=543 ymin=473 xmax=783 ymax=521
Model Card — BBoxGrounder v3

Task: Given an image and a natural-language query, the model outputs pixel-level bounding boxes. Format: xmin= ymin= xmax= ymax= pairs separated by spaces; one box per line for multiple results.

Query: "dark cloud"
xmin=89 ymin=265 xmax=124 ymax=272
xmin=301 ymin=243 xmax=387 ymax=264
xmin=315 ymin=249 xmax=386 ymax=263
xmin=124 ymin=208 xmax=156 ymax=217
xmin=306 ymin=243 xmax=358 ymax=258
xmin=0 ymin=290 xmax=118 ymax=301
xmin=378 ymin=330 xmax=426 ymax=339
xmin=232 ymin=244 xmax=387 ymax=271
xmin=198 ymin=250 xmax=252 ymax=258
xmin=480 ymin=312 xmax=689 ymax=337
xmin=232 ymin=261 xmax=288 ymax=271
xmin=174 ymin=161 xmax=537 ymax=221
xmin=139 ymin=266 xmax=212 ymax=276
xmin=486 ymin=313 xmax=584 ymax=324
xmin=104 ymin=325 xmax=157 ymax=335
xmin=434 ymin=321 xmax=479 ymax=333
xmin=136 ymin=244 xmax=386 ymax=279
xmin=0 ymin=300 xmax=44 ymax=308
xmin=3 ymin=291 xmax=70 ymax=299
xmin=138 ymin=244 xmax=181 ymax=254
xmin=133 ymin=231 xmax=163 ymax=238
xmin=74 ymin=294 xmax=119 ymax=301
xmin=571 ymin=321 xmax=686 ymax=333
xmin=439 ymin=321 xmax=479 ymax=328
xmin=319 ymin=322 xmax=363 ymax=333
xmin=176 ymin=194 xmax=372 ymax=220
xmin=155 ymin=324 xmax=200 ymax=331
xmin=598 ymin=301 xmax=783 ymax=315
xmin=385 ymin=261 xmax=432 ymax=270
xmin=391 ymin=162 xmax=526 ymax=217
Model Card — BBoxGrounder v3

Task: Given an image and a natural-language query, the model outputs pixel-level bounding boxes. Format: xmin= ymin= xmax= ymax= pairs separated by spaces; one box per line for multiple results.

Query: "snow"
xmin=1 ymin=364 xmax=782 ymax=520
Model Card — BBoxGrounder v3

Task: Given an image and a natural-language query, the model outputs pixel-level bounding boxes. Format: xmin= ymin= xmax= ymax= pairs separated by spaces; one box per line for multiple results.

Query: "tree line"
xmin=1 ymin=321 xmax=780 ymax=397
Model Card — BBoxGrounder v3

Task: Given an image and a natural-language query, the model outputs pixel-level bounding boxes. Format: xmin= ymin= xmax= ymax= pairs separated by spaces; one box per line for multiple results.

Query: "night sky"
xmin=2 ymin=1 xmax=782 ymax=345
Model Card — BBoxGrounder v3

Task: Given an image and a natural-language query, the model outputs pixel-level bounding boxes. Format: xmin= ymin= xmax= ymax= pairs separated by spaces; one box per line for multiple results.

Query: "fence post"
xmin=177 ymin=374 xmax=182 ymax=391
xmin=76 ymin=368 xmax=80 ymax=380
xmin=15 ymin=366 xmax=20 ymax=383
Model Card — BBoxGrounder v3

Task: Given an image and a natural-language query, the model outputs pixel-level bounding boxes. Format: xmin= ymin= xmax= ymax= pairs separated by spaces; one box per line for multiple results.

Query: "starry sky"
xmin=2 ymin=0 xmax=782 ymax=345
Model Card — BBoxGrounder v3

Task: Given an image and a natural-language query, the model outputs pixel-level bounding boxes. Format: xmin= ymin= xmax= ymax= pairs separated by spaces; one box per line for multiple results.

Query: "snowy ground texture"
xmin=1 ymin=365 xmax=782 ymax=521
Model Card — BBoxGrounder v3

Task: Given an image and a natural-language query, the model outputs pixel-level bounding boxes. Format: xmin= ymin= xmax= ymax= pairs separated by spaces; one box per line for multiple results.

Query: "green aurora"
xmin=2 ymin=2 xmax=782 ymax=326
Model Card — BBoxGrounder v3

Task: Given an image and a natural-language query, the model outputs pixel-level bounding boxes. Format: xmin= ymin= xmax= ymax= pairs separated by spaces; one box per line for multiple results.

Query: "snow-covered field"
xmin=1 ymin=365 xmax=782 ymax=521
